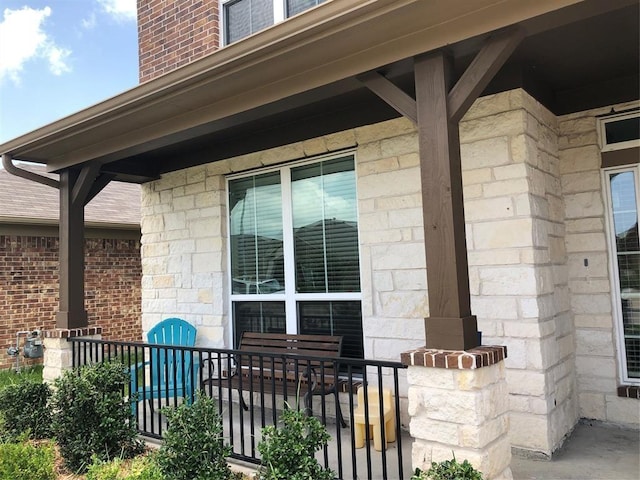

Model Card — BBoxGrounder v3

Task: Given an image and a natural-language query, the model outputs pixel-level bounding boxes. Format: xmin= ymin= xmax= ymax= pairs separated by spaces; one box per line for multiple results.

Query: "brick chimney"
xmin=138 ymin=0 xmax=220 ymax=83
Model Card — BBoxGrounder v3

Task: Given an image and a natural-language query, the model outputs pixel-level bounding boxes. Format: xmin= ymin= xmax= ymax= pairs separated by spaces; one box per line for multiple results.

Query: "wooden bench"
xmin=204 ymin=332 xmax=346 ymax=427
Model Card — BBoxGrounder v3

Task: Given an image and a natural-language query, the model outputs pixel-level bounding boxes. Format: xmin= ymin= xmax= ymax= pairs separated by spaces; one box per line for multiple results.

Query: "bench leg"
xmin=336 ymin=397 xmax=347 ymax=428
xmin=238 ymin=390 xmax=249 ymax=411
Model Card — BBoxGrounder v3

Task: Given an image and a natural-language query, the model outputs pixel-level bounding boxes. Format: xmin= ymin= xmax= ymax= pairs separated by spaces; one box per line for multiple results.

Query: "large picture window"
xmin=222 ymin=0 xmax=326 ymax=44
xmin=228 ymin=154 xmax=363 ymax=359
xmin=605 ymin=166 xmax=640 ymax=383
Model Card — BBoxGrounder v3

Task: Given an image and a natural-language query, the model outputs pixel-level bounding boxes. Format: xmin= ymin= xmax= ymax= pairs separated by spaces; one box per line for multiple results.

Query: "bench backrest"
xmin=237 ymin=332 xmax=343 ymax=384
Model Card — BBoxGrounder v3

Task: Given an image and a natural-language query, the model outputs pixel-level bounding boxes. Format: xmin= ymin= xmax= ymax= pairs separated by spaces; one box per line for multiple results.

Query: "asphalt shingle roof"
xmin=0 ymin=163 xmax=140 ymax=226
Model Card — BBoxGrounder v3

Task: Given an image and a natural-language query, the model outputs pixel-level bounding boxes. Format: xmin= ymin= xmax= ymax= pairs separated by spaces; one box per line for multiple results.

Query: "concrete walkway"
xmin=511 ymin=421 xmax=639 ymax=480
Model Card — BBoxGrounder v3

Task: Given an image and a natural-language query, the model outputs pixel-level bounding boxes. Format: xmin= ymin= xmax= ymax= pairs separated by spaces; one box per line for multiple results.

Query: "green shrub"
xmin=86 ymin=454 xmax=165 ymax=480
xmin=411 ymin=454 xmax=483 ymax=480
xmin=51 ymin=361 xmax=144 ymax=473
xmin=257 ymin=404 xmax=335 ymax=480
xmin=0 ymin=380 xmax=52 ymax=440
xmin=0 ymin=439 xmax=56 ymax=480
xmin=156 ymin=393 xmax=232 ymax=480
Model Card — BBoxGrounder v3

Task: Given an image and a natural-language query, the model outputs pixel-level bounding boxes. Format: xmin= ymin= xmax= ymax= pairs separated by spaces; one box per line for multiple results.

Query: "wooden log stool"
xmin=353 ymin=387 xmax=396 ymax=451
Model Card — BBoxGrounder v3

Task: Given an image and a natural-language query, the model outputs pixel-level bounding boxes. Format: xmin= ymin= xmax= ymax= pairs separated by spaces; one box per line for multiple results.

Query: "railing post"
xmin=42 ymin=327 xmax=103 ymax=383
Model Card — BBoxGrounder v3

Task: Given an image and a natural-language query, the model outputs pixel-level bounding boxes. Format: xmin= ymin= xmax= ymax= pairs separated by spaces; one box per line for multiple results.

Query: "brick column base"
xmin=401 ymin=346 xmax=512 ymax=480
xmin=42 ymin=327 xmax=102 ymax=383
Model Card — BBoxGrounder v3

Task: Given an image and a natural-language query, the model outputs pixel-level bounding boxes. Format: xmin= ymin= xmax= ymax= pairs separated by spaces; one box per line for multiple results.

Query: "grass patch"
xmin=0 ymin=365 xmax=43 ymax=388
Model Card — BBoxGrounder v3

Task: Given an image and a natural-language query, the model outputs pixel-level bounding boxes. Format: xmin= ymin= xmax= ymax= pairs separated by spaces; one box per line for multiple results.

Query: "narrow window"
xmin=605 ymin=166 xmax=640 ymax=382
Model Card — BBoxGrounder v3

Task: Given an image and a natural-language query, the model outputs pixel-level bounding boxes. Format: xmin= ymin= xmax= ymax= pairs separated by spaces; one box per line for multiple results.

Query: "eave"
xmin=1 ymin=0 xmax=587 ymax=174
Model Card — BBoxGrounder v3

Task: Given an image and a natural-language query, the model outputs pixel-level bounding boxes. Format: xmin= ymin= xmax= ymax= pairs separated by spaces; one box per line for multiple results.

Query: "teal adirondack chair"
xmin=130 ymin=318 xmax=199 ymax=414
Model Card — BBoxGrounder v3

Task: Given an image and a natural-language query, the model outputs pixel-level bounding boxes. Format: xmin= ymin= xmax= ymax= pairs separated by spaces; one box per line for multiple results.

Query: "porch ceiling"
xmin=0 ymin=0 xmax=637 ymax=183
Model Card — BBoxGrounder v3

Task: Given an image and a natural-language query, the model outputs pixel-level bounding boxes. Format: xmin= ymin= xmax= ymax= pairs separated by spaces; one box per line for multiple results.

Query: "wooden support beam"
xmin=57 ymin=169 xmax=88 ymax=329
xmin=448 ymin=27 xmax=524 ymax=123
xmin=357 ymin=71 xmax=418 ymax=124
xmin=415 ymin=52 xmax=474 ymax=334
xmin=72 ymin=163 xmax=101 ymax=208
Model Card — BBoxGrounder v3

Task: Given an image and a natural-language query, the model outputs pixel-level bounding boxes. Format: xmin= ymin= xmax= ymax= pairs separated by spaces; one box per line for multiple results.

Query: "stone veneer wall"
xmin=460 ymin=90 xmax=578 ymax=456
xmin=558 ymin=100 xmax=640 ymax=428
xmin=140 ymin=88 xmax=637 ymax=454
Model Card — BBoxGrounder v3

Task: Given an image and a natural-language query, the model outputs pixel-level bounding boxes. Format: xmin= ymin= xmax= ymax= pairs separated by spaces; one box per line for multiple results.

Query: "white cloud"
xmin=97 ymin=0 xmax=137 ymax=22
xmin=81 ymin=12 xmax=97 ymax=30
xmin=0 ymin=6 xmax=71 ymax=84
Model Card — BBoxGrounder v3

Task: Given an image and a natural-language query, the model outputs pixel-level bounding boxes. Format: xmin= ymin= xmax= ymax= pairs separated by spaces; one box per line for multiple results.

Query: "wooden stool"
xmin=353 ymin=387 xmax=396 ymax=451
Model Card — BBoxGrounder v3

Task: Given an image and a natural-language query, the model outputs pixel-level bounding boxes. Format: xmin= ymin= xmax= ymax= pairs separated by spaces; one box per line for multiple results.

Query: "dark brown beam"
xmin=415 ymin=51 xmax=477 ymax=350
xmin=57 ymin=169 xmax=88 ymax=329
xmin=72 ymin=163 xmax=101 ymax=208
xmin=448 ymin=27 xmax=524 ymax=123
xmin=357 ymin=71 xmax=418 ymax=124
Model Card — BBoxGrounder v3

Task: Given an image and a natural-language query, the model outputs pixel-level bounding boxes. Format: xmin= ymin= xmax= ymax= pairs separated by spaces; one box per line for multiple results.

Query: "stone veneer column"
xmin=42 ymin=327 xmax=102 ymax=383
xmin=401 ymin=346 xmax=512 ymax=480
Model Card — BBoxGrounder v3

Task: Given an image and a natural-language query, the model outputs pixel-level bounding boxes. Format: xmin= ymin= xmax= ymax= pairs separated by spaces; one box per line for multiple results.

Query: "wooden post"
xmin=56 ymin=169 xmax=88 ymax=329
xmin=415 ymin=51 xmax=478 ymax=350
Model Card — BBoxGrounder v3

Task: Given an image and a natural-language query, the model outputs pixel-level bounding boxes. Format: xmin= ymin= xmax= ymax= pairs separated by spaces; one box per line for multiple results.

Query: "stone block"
xmin=565 ymin=217 xmax=605 ymax=233
xmin=302 ymin=137 xmax=329 ymax=156
xmin=565 ymin=232 xmax=607 ymax=253
xmin=358 ymin=168 xmax=421 ymax=199
xmin=393 ymin=269 xmax=427 ymax=290
xmin=471 ymin=297 xmax=519 ymax=320
xmin=509 ymin=134 xmax=538 ymax=165
xmin=465 ymin=197 xmax=514 ymax=221
xmin=357 ymin=156 xmax=400 ymax=176
xmin=371 ymin=243 xmax=425 ymax=270
xmin=468 ymin=249 xmax=521 ymax=266
xmin=561 ymin=171 xmax=602 ymax=194
xmin=605 ymin=396 xmax=640 ymax=427
xmin=464 ymin=91 xmax=512 ymax=120
xmin=578 ymin=392 xmax=606 ymax=420
xmin=559 ymin=145 xmax=600 ymax=174
xmin=575 ymin=329 xmax=615 ymax=357
xmin=573 ymin=314 xmax=613 ymax=329
xmin=389 ymin=208 xmax=423 ymax=229
xmin=459 ymin=415 xmax=510 ymax=449
xmin=509 ymin=413 xmax=551 ymax=453
xmin=460 ymin=111 xmax=525 ymax=143
xmin=355 ymin=118 xmax=415 ymax=144
xmin=483 ymin=178 xmax=530 ymax=198
xmin=380 ymin=133 xmax=419 ymax=157
xmin=506 ymin=370 xmax=547 ymax=397
xmin=473 ymin=218 xmax=534 ymax=249
xmin=409 ymin=416 xmax=460 ymax=443
xmin=461 ymin=137 xmax=511 ymax=169
xmin=571 ymin=294 xmax=612 ymax=315
xmin=407 ymin=367 xmax=456 ymax=390
xmin=479 ymin=266 xmax=538 ymax=296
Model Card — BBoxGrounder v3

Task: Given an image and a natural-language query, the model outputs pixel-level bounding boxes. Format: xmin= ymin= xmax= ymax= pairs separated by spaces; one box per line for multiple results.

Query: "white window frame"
xmin=602 ymin=163 xmax=640 ymax=385
xmin=220 ymin=0 xmax=323 ymax=46
xmin=598 ymin=111 xmax=640 ymax=152
xmin=224 ymin=151 xmax=362 ymax=348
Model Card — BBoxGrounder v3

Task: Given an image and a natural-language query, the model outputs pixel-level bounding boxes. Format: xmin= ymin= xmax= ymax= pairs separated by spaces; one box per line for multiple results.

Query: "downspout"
xmin=2 ymin=153 xmax=60 ymax=189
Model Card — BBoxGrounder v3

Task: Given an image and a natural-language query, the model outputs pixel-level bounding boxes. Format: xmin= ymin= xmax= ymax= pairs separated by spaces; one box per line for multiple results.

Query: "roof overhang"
xmin=1 ymin=0 xmax=637 ymax=182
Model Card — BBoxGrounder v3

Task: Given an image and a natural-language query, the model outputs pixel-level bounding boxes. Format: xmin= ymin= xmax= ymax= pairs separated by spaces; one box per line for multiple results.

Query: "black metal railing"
xmin=70 ymin=337 xmax=409 ymax=480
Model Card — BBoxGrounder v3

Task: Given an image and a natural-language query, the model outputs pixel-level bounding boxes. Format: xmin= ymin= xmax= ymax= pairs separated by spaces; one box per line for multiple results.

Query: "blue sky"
xmin=0 ymin=0 xmax=138 ymax=144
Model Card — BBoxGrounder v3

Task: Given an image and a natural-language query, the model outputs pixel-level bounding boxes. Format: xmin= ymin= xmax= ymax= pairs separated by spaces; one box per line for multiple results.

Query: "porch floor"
xmin=141 ymin=403 xmax=639 ymax=480
xmin=510 ymin=421 xmax=639 ymax=480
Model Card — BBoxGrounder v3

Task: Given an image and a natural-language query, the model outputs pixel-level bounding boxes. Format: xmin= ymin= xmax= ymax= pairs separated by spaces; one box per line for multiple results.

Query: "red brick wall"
xmin=138 ymin=0 xmax=220 ymax=83
xmin=0 ymin=235 xmax=142 ymax=370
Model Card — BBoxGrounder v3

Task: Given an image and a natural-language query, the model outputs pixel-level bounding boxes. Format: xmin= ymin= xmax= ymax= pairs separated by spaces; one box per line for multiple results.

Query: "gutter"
xmin=2 ymin=154 xmax=59 ymax=189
